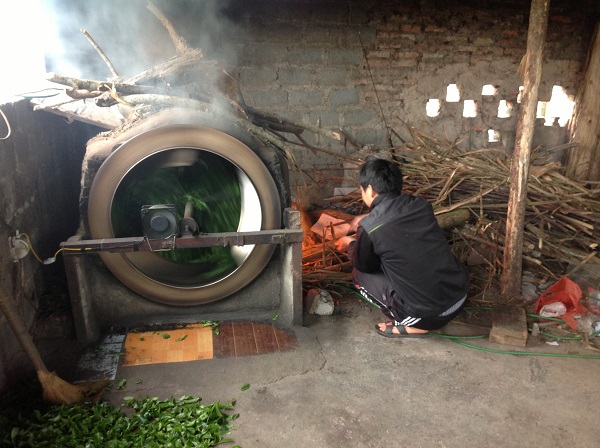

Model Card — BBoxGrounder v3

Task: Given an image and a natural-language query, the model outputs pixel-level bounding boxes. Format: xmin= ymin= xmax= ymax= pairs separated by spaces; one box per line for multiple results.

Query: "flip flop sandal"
xmin=375 ymin=322 xmax=428 ymax=338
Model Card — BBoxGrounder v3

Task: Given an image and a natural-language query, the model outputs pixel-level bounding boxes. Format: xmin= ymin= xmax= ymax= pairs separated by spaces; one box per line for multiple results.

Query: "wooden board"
xmin=123 ymin=324 xmax=214 ymax=366
xmin=123 ymin=322 xmax=299 ymax=366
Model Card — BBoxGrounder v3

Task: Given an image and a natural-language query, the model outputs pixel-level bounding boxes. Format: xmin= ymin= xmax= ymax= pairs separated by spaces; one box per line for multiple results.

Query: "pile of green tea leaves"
xmin=0 ymin=395 xmax=239 ymax=447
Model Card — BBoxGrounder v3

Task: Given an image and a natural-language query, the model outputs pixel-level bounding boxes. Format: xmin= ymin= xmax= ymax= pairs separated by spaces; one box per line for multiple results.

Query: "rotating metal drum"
xmin=87 ymin=124 xmax=282 ymax=306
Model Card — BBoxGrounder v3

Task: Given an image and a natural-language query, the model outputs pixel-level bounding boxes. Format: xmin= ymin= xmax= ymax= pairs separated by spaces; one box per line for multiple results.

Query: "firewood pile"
xmin=301 ymin=126 xmax=600 ymax=300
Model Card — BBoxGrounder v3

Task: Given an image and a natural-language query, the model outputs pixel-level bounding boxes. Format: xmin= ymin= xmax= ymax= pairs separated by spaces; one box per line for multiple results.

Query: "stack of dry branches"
xmin=301 ymin=126 xmax=600 ymax=298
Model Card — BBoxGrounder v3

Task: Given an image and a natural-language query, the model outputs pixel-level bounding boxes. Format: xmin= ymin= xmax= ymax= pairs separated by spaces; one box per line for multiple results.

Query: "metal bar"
xmin=60 ymin=229 xmax=305 ymax=254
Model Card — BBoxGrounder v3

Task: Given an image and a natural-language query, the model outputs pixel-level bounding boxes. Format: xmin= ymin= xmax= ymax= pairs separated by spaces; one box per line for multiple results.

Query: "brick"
xmin=425 ymin=25 xmax=445 ymax=33
xmin=502 ymin=29 xmax=520 ymax=37
xmin=421 ymin=52 xmax=445 ymax=61
xmin=342 ymin=109 xmax=380 ymax=126
xmin=289 ymin=90 xmax=325 ymax=107
xmin=395 ymin=51 xmax=420 ymax=60
xmin=239 ymin=67 xmax=278 ymax=86
xmin=350 ymin=128 xmax=388 ymax=147
xmin=391 ymin=59 xmax=417 ymax=68
xmin=474 ymin=37 xmax=495 ymax=46
xmin=367 ymin=59 xmax=392 ymax=68
xmin=368 ymin=50 xmax=393 ymax=59
xmin=315 ymin=67 xmax=351 ymax=86
xmin=278 ymin=67 xmax=314 ymax=86
xmin=329 ymin=88 xmax=361 ymax=106
xmin=245 ymin=89 xmax=288 ymax=108
xmin=308 ymin=110 xmax=341 ymax=128
xmin=287 ymin=47 xmax=325 ymax=65
xmin=387 ymin=32 xmax=417 ymax=42
xmin=238 ymin=44 xmax=288 ymax=65
xmin=325 ymin=48 xmax=365 ymax=65
xmin=401 ymin=24 xmax=421 ymax=33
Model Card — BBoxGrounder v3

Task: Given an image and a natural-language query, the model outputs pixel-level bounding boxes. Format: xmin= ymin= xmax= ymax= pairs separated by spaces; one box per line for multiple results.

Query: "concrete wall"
xmin=0 ymin=100 xmax=99 ymax=394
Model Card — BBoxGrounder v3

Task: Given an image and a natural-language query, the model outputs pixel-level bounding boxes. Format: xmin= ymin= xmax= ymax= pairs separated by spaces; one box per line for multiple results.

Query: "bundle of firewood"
xmin=301 ymin=126 xmax=600 ymax=297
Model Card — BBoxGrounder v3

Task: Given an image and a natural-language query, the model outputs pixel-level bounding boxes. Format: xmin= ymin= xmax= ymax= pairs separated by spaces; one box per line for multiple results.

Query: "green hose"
xmin=337 ymin=289 xmax=600 ymax=359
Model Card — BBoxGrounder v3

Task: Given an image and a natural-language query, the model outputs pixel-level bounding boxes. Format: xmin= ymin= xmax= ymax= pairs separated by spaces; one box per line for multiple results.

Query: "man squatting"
xmin=335 ymin=157 xmax=469 ymax=337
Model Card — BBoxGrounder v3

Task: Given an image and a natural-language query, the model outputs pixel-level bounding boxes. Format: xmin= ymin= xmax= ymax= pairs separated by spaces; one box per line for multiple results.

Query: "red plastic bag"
xmin=535 ymin=276 xmax=588 ymax=330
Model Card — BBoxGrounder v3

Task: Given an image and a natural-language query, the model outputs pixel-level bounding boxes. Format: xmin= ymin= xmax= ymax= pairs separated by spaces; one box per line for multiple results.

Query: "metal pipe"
xmin=61 ymin=229 xmax=304 ymax=254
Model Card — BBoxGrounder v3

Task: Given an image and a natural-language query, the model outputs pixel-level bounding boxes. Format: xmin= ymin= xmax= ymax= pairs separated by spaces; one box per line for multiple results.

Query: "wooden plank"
xmin=501 ymin=0 xmax=550 ymax=297
xmin=122 ymin=325 xmax=213 ymax=366
xmin=566 ymin=23 xmax=600 ymax=181
xmin=489 ymin=305 xmax=528 ymax=347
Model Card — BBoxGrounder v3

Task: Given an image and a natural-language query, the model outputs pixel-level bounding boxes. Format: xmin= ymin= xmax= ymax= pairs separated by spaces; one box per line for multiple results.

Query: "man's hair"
xmin=359 ymin=157 xmax=403 ymax=194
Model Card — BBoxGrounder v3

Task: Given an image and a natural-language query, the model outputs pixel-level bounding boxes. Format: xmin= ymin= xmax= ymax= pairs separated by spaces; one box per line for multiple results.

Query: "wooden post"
xmin=501 ymin=0 xmax=550 ymax=297
xmin=565 ymin=22 xmax=600 ymax=182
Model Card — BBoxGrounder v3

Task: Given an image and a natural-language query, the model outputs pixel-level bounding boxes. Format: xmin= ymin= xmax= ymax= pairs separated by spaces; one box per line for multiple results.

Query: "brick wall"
xmin=43 ymin=0 xmax=597 ymax=195
xmin=217 ymin=0 xmax=595 ymax=195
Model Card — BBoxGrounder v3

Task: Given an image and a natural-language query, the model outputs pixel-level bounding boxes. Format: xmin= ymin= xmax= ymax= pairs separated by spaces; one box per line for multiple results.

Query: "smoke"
xmin=43 ymin=0 xmax=239 ymax=80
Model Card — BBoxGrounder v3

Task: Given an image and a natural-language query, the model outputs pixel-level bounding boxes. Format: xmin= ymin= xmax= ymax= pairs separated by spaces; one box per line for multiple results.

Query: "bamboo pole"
xmin=501 ymin=0 xmax=550 ymax=298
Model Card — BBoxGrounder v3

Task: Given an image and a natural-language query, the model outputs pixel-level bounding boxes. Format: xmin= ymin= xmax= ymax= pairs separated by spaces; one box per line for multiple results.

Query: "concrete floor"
xmin=102 ymin=297 xmax=600 ymax=448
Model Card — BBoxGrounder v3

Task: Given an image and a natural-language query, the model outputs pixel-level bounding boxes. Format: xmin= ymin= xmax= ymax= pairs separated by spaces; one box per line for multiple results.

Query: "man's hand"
xmin=335 ymin=236 xmax=356 ymax=252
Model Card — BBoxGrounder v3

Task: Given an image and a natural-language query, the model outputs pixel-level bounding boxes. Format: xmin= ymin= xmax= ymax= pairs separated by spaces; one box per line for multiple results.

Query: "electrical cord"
xmin=20 ymin=232 xmax=92 ymax=265
xmin=20 ymin=232 xmax=44 ymax=263
xmin=0 ymin=107 xmax=11 ymax=140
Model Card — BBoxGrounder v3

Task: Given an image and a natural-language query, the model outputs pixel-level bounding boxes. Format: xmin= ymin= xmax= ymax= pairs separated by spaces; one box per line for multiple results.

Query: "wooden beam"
xmin=489 ymin=304 xmax=528 ymax=348
xmin=566 ymin=22 xmax=600 ymax=182
xmin=501 ymin=0 xmax=550 ymax=298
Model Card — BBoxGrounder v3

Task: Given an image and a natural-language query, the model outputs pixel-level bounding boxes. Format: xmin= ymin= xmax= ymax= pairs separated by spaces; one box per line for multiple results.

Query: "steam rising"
xmin=44 ymin=0 xmax=239 ymax=80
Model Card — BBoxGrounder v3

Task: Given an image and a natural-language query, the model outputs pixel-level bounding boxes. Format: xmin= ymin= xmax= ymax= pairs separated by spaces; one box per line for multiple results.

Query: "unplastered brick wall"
xmin=221 ymin=0 xmax=594 ymax=195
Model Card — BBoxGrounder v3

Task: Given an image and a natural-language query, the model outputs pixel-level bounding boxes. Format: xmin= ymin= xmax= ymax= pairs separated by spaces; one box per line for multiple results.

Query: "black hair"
xmin=358 ymin=157 xmax=403 ymax=194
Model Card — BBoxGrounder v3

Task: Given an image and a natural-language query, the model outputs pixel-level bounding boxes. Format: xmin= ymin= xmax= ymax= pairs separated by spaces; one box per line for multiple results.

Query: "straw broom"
xmin=0 ymin=286 xmax=107 ymax=405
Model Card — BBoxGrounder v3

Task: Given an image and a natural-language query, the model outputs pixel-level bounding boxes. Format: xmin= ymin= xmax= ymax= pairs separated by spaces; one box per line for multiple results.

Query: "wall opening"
xmin=462 ymin=100 xmax=477 ymax=118
xmin=481 ymin=84 xmax=496 ymax=96
xmin=426 ymin=99 xmax=441 ymax=117
xmin=534 ymin=86 xmax=575 ymax=127
xmin=446 ymin=84 xmax=460 ymax=102
xmin=497 ymin=100 xmax=512 ymax=118
xmin=517 ymin=86 xmax=524 ymax=103
xmin=545 ymin=85 xmax=575 ymax=127
xmin=488 ymin=129 xmax=501 ymax=142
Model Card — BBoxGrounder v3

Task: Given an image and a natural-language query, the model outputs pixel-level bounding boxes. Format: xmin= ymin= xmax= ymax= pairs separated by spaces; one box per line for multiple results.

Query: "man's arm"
xmin=346 ymin=226 xmax=380 ymax=273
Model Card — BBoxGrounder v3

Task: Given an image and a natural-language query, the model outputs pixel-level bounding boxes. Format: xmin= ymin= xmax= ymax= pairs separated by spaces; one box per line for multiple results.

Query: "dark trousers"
xmin=352 ymin=268 xmax=465 ymax=331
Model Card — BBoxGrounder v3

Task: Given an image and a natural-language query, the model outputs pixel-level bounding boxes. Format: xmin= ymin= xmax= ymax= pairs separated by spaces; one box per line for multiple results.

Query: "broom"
xmin=0 ymin=286 xmax=108 ymax=405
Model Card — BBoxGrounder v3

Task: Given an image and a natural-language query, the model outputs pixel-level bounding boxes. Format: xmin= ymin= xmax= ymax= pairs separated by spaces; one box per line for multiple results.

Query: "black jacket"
xmin=348 ymin=192 xmax=469 ymax=317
